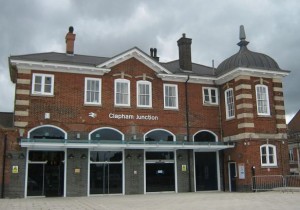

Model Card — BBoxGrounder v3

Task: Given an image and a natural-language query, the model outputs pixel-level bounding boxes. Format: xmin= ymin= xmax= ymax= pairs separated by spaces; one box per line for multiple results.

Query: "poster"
xmin=238 ymin=163 xmax=245 ymax=179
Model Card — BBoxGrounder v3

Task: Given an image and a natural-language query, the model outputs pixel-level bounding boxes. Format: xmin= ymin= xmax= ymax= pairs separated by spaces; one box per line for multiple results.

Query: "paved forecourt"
xmin=1 ymin=192 xmax=300 ymax=210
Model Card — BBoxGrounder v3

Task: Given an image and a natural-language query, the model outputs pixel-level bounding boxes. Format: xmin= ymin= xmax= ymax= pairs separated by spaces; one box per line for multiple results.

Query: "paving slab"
xmin=1 ymin=192 xmax=300 ymax=210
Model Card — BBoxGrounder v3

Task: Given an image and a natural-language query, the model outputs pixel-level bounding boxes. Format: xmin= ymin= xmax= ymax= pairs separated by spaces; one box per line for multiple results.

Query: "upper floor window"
xmin=260 ymin=144 xmax=277 ymax=167
xmin=32 ymin=73 xmax=54 ymax=95
xmin=137 ymin=80 xmax=152 ymax=108
xmin=84 ymin=78 xmax=101 ymax=105
xmin=203 ymin=87 xmax=218 ymax=105
xmin=225 ymin=88 xmax=235 ymax=119
xmin=115 ymin=79 xmax=130 ymax=106
xmin=164 ymin=84 xmax=178 ymax=109
xmin=255 ymin=85 xmax=270 ymax=116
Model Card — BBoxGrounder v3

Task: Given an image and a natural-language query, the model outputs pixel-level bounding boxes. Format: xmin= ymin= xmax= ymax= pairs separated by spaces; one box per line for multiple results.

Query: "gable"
xmin=97 ymin=47 xmax=172 ymax=74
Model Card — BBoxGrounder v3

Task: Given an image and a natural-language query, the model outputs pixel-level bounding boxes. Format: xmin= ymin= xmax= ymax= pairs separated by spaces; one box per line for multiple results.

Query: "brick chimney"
xmin=177 ymin=33 xmax=192 ymax=71
xmin=65 ymin=26 xmax=76 ymax=54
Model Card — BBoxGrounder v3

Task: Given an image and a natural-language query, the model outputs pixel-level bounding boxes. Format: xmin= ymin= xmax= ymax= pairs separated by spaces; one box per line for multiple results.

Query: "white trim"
xmin=31 ymin=73 xmax=54 ymax=96
xmin=27 ymin=124 xmax=68 ymax=139
xmin=84 ymin=77 xmax=101 ymax=105
xmin=255 ymin=84 xmax=270 ymax=116
xmin=88 ymin=127 xmax=125 ymax=140
xmin=260 ymin=144 xmax=278 ymax=167
xmin=136 ymin=80 xmax=152 ymax=108
xmin=114 ymin=78 xmax=130 ymax=107
xmin=97 ymin=48 xmax=172 ymax=74
xmin=192 ymin=130 xmax=218 ymax=142
xmin=163 ymin=84 xmax=178 ymax=109
xmin=11 ymin=59 xmax=110 ymax=76
xmin=225 ymin=88 xmax=235 ymax=119
xmin=174 ymin=150 xmax=178 ymax=193
xmin=216 ymin=151 xmax=220 ymax=191
xmin=202 ymin=87 xmax=219 ymax=105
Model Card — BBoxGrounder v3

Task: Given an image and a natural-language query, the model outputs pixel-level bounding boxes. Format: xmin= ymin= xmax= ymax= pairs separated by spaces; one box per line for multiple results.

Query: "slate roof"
xmin=288 ymin=110 xmax=300 ymax=133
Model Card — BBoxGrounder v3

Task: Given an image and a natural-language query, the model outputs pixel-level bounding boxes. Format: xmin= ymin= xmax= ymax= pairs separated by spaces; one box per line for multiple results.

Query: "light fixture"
xmin=68 ymin=154 xmax=74 ymax=159
xmin=6 ymin=153 xmax=13 ymax=159
xmin=81 ymin=154 xmax=87 ymax=159
xmin=18 ymin=153 xmax=25 ymax=159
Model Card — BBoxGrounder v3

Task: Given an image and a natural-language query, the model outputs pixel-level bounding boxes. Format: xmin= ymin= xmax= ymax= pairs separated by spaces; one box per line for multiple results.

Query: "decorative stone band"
xmin=234 ymin=75 xmax=251 ymax=82
xmin=16 ymin=79 xmax=30 ymax=85
xmin=16 ymin=89 xmax=30 ymax=95
xmin=237 ymin=113 xmax=254 ymax=119
xmin=235 ymin=84 xmax=251 ymax=91
xmin=238 ymin=123 xmax=254 ymax=128
xmin=273 ymin=87 xmax=283 ymax=92
xmin=15 ymin=110 xmax=29 ymax=116
xmin=276 ymin=115 xmax=286 ymax=120
xmin=236 ymin=94 xmax=252 ymax=100
xmin=276 ymin=124 xmax=287 ymax=129
xmin=223 ymin=132 xmax=287 ymax=142
xmin=14 ymin=121 xmax=28 ymax=128
xmin=18 ymin=69 xmax=31 ymax=74
xmin=236 ymin=103 xmax=253 ymax=109
xmin=275 ymin=105 xmax=285 ymax=110
xmin=15 ymin=100 xmax=29 ymax=106
xmin=274 ymin=96 xmax=284 ymax=101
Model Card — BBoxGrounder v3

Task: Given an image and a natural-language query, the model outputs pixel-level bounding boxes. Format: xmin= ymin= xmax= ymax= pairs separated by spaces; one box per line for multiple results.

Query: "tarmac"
xmin=1 ymin=191 xmax=300 ymax=210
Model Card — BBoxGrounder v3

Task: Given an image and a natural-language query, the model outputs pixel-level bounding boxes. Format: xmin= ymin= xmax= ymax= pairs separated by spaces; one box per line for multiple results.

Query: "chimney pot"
xmin=150 ymin=48 xmax=154 ymax=57
xmin=66 ymin=26 xmax=76 ymax=54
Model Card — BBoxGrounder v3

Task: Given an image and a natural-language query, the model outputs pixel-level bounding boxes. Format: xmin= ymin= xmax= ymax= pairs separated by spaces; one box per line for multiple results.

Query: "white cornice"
xmin=10 ymin=59 xmax=110 ymax=76
xmin=157 ymin=74 xmax=216 ymax=84
xmin=97 ymin=48 xmax=172 ymax=74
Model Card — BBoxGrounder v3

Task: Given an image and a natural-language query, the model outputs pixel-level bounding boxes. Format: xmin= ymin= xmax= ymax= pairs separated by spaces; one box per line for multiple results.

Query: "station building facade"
xmin=1 ymin=26 xmax=290 ymax=198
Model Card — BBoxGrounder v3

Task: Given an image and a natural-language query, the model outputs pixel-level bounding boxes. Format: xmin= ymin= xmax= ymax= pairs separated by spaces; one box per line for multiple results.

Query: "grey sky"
xmin=1 ymin=0 xmax=299 ymax=122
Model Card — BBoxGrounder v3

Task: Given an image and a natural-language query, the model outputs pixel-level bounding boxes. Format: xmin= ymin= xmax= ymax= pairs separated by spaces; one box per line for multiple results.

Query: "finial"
xmin=239 ymin=25 xmax=246 ymax=41
xmin=69 ymin=26 xmax=74 ymax=33
xmin=237 ymin=25 xmax=249 ymax=47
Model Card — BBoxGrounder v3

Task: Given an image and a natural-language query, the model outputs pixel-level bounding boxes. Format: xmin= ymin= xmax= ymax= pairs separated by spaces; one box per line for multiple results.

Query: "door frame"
xmin=24 ymin=148 xmax=67 ymax=198
xmin=228 ymin=162 xmax=237 ymax=192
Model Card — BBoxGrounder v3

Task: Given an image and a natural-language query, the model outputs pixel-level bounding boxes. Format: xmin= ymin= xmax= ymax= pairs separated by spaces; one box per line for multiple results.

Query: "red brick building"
xmin=1 ymin=25 xmax=290 ymax=197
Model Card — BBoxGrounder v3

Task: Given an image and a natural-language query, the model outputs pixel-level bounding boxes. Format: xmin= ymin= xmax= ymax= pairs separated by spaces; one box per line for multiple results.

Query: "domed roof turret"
xmin=217 ymin=25 xmax=281 ymax=75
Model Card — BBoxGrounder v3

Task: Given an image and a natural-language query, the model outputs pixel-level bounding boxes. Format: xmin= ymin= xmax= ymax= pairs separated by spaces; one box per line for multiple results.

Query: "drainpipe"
xmin=1 ymin=134 xmax=7 ymax=198
xmin=185 ymin=75 xmax=192 ymax=192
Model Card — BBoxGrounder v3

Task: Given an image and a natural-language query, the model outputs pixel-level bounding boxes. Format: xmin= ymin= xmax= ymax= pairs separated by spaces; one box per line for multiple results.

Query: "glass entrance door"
xmin=89 ymin=151 xmax=123 ymax=195
xmin=27 ymin=151 xmax=64 ymax=197
xmin=145 ymin=151 xmax=175 ymax=192
xmin=195 ymin=152 xmax=218 ymax=191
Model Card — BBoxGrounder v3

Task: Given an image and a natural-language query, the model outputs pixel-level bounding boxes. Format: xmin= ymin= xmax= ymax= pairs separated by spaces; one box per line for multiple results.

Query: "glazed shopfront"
xmin=21 ymin=125 xmax=233 ymax=197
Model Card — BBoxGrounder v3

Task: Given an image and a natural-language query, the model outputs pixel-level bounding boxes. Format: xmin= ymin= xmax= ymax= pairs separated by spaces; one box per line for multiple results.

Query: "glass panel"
xmin=90 ymin=163 xmax=122 ymax=194
xmin=146 ymin=152 xmax=174 ymax=160
xmin=195 ymin=152 xmax=218 ymax=191
xmin=30 ymin=127 xmax=65 ymax=139
xmin=211 ymin=89 xmax=216 ymax=103
xmin=90 ymin=151 xmax=122 ymax=162
xmin=194 ymin=131 xmax=216 ymax=142
xmin=90 ymin=128 xmax=122 ymax=141
xmin=145 ymin=130 xmax=174 ymax=141
xmin=146 ymin=163 xmax=175 ymax=192
xmin=27 ymin=164 xmax=44 ymax=196
xmin=261 ymin=147 xmax=266 ymax=155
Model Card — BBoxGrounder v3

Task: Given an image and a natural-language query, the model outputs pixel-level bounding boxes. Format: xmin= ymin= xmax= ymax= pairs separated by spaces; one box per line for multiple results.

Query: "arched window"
xmin=28 ymin=125 xmax=67 ymax=139
xmin=260 ymin=144 xmax=277 ymax=166
xmin=144 ymin=129 xmax=175 ymax=141
xmin=194 ymin=130 xmax=217 ymax=142
xmin=89 ymin=127 xmax=124 ymax=141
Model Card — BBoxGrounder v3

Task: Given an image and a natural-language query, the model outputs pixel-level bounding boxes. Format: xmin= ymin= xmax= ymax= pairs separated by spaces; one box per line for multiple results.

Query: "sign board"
xmin=238 ymin=163 xmax=245 ymax=179
xmin=12 ymin=166 xmax=19 ymax=174
xmin=74 ymin=168 xmax=81 ymax=174
xmin=182 ymin=165 xmax=187 ymax=172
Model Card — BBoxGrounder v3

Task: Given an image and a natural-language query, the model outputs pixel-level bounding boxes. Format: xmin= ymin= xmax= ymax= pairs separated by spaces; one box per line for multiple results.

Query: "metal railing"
xmin=252 ymin=175 xmax=300 ymax=192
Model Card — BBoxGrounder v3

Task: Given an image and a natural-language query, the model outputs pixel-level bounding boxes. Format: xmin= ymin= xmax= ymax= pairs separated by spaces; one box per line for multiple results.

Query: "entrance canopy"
xmin=20 ymin=139 xmax=234 ymax=152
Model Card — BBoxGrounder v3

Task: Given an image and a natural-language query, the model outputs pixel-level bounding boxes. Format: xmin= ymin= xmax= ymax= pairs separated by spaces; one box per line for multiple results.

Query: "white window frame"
xmin=84 ymin=78 xmax=101 ymax=105
xmin=260 ymin=144 xmax=277 ymax=167
xmin=114 ymin=78 xmax=130 ymax=107
xmin=255 ymin=84 xmax=270 ymax=116
xmin=137 ymin=80 xmax=152 ymax=108
xmin=203 ymin=87 xmax=218 ymax=105
xmin=225 ymin=88 xmax=235 ymax=119
xmin=163 ymin=84 xmax=178 ymax=109
xmin=32 ymin=73 xmax=54 ymax=96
